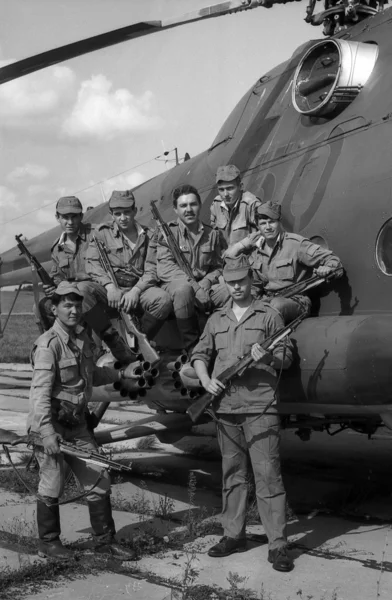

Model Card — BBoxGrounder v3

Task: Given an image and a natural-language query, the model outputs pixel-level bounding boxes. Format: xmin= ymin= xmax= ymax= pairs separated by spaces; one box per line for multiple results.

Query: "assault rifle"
xmin=150 ymin=200 xmax=197 ymax=282
xmin=0 ymin=428 xmax=132 ymax=473
xmin=92 ymin=235 xmax=160 ymax=366
xmin=187 ymin=312 xmax=306 ymax=424
xmin=267 ymin=267 xmax=343 ymax=299
xmin=15 ymin=234 xmax=55 ymax=287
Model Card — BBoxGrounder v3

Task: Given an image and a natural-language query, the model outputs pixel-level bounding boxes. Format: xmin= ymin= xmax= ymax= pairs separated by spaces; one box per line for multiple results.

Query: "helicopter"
xmin=1 ymin=0 xmax=392 ymax=446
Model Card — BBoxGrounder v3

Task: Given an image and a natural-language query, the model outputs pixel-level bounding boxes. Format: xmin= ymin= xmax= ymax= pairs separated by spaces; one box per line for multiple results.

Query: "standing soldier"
xmin=136 ymin=184 xmax=229 ymax=352
xmin=39 ymin=195 xmax=135 ymax=364
xmin=191 ymin=255 xmax=294 ymax=572
xmin=211 ymin=165 xmax=262 ymax=247
xmin=86 ymin=189 xmax=172 ymax=341
xmin=29 ymin=282 xmax=136 ymax=561
xmin=225 ymin=201 xmax=343 ymax=323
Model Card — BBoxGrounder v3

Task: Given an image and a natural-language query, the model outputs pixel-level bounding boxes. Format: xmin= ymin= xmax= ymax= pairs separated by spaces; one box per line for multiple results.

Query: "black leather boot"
xmin=101 ymin=325 xmax=136 ymax=364
xmin=37 ymin=498 xmax=73 ymax=560
xmin=88 ymin=497 xmax=136 ymax=561
xmin=140 ymin=312 xmax=165 ymax=340
xmin=176 ymin=316 xmax=201 ymax=352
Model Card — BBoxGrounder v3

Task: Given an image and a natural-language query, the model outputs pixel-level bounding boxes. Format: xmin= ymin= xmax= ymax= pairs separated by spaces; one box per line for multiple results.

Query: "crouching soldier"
xmin=136 ymin=184 xmax=230 ymax=352
xmin=225 ymin=201 xmax=343 ymax=323
xmin=29 ymin=282 xmax=135 ymax=561
xmin=192 ymin=255 xmax=294 ymax=572
xmin=86 ymin=189 xmax=172 ymax=342
xmin=39 ymin=195 xmax=135 ymax=364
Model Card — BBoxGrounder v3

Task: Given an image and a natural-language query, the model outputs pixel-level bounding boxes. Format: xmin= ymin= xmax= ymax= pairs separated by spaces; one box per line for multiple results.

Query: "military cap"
xmin=108 ymin=189 xmax=135 ymax=210
xmin=223 ymin=254 xmax=251 ymax=282
xmin=256 ymin=201 xmax=281 ymax=221
xmin=56 ymin=196 xmax=83 ymax=215
xmin=216 ymin=164 xmax=241 ymax=183
xmin=54 ymin=281 xmax=84 ymax=298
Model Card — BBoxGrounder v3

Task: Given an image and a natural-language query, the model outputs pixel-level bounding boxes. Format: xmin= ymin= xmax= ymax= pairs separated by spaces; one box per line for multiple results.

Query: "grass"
xmin=0 ymin=315 xmax=40 ymax=363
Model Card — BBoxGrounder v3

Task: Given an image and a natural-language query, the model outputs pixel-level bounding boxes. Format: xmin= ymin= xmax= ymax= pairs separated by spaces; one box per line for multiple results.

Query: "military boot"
xmin=88 ymin=497 xmax=136 ymax=561
xmin=101 ymin=325 xmax=137 ymax=365
xmin=140 ymin=311 xmax=165 ymax=340
xmin=36 ymin=498 xmax=74 ymax=560
xmin=176 ymin=315 xmax=201 ymax=353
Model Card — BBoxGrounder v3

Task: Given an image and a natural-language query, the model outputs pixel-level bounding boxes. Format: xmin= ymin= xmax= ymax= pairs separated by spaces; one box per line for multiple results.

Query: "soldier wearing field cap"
xmin=210 ymin=164 xmax=262 ymax=246
xmin=39 ymin=195 xmax=137 ymax=364
xmin=29 ymin=281 xmax=135 ymax=561
xmin=86 ymin=189 xmax=172 ymax=341
xmin=224 ymin=201 xmax=343 ymax=323
xmin=191 ymin=255 xmax=294 ymax=572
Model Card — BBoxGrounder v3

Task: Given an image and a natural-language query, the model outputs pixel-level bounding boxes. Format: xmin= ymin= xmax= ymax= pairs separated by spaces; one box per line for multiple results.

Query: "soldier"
xmin=39 ymin=195 xmax=135 ymax=364
xmin=85 ymin=189 xmax=172 ymax=342
xmin=136 ymin=184 xmax=229 ymax=352
xmin=225 ymin=201 xmax=343 ymax=323
xmin=210 ymin=164 xmax=262 ymax=246
xmin=29 ymin=282 xmax=137 ymax=561
xmin=191 ymin=255 xmax=294 ymax=572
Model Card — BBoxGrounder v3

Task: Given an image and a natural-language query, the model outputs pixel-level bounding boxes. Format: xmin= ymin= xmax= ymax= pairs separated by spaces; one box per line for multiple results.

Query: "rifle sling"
xmin=2 ymin=444 xmax=105 ymax=507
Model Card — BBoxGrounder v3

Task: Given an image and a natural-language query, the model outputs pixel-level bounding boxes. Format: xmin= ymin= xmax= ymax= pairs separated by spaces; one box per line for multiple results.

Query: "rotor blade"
xmin=0 ymin=1 xmax=263 ymax=85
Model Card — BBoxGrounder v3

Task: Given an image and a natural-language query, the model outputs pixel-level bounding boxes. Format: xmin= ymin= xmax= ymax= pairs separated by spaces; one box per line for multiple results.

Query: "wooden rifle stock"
xmin=187 ymin=312 xmax=306 ymax=423
xmin=15 ymin=234 xmax=55 ymax=287
xmin=92 ymin=235 xmax=160 ymax=366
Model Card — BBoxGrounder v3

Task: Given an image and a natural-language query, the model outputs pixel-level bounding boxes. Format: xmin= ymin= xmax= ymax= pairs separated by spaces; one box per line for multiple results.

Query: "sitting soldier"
xmin=136 ymin=184 xmax=230 ymax=352
xmin=210 ymin=164 xmax=262 ymax=247
xmin=39 ymin=195 xmax=135 ymax=363
xmin=224 ymin=201 xmax=342 ymax=323
xmin=85 ymin=189 xmax=172 ymax=342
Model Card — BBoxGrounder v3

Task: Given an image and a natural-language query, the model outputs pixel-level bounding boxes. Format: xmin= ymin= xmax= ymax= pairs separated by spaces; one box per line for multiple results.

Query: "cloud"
xmin=0 ymin=60 xmax=76 ymax=129
xmin=7 ymin=163 xmax=49 ymax=183
xmin=62 ymin=75 xmax=163 ymax=140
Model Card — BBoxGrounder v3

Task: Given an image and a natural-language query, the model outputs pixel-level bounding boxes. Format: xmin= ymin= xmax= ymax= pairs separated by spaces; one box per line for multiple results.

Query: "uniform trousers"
xmin=39 ymin=280 xmax=172 ymax=331
xmin=161 ymin=280 xmax=230 ymax=319
xmin=34 ymin=421 xmax=111 ymax=502
xmin=216 ymin=413 xmax=287 ymax=551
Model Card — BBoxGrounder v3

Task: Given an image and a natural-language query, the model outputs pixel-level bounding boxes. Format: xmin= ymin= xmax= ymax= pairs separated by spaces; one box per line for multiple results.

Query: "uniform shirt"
xmin=136 ymin=219 xmax=223 ymax=293
xmin=85 ymin=221 xmax=150 ymax=288
xmin=248 ymin=231 xmax=342 ymax=296
xmin=50 ymin=222 xmax=94 ymax=285
xmin=191 ymin=299 xmax=293 ymax=413
xmin=27 ymin=320 xmax=118 ymax=438
xmin=210 ymin=191 xmax=262 ymax=246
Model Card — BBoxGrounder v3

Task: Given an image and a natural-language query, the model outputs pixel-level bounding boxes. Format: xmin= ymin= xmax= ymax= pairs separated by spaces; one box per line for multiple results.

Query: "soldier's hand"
xmin=201 ymin=377 xmax=225 ymax=396
xmin=198 ymin=279 xmax=212 ymax=292
xmin=43 ymin=283 xmax=56 ymax=298
xmin=106 ymin=284 xmax=123 ymax=309
xmin=251 ymin=343 xmax=273 ymax=365
xmin=42 ymin=433 xmax=62 ymax=456
xmin=195 ymin=287 xmax=211 ymax=310
xmin=314 ymin=266 xmax=333 ymax=278
xmin=222 ymin=243 xmax=242 ymax=259
xmin=121 ymin=288 xmax=140 ymax=313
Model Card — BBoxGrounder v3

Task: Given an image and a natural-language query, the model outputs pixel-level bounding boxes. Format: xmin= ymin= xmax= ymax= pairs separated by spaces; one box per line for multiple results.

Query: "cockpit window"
xmin=376 ymin=218 xmax=392 ymax=276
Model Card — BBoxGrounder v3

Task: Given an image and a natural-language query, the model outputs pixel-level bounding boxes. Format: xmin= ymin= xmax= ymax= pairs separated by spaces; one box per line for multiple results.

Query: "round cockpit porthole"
xmin=376 ymin=218 xmax=392 ymax=276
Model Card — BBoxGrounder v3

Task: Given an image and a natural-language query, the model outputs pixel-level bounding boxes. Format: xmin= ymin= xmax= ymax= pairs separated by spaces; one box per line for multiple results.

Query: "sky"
xmin=0 ymin=0 xmax=322 ymax=254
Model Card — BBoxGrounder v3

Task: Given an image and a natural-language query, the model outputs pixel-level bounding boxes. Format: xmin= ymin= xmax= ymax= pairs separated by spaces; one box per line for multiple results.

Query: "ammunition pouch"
xmin=56 ymin=400 xmax=84 ymax=429
xmin=115 ymin=269 xmax=138 ymax=289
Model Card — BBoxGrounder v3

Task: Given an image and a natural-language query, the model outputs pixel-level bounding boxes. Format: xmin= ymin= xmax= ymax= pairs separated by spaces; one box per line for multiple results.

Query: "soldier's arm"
xmin=223 ymin=231 xmax=262 ymax=258
xmin=248 ymin=197 xmax=263 ymax=235
xmin=298 ymin=239 xmax=343 ymax=275
xmin=200 ymin=231 xmax=223 ymax=288
xmin=133 ymin=228 xmax=160 ymax=293
xmin=210 ymin=203 xmax=217 ymax=229
xmin=266 ymin=310 xmax=293 ymax=370
xmin=29 ymin=345 xmax=57 ymax=438
xmin=191 ymin=319 xmax=224 ymax=394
